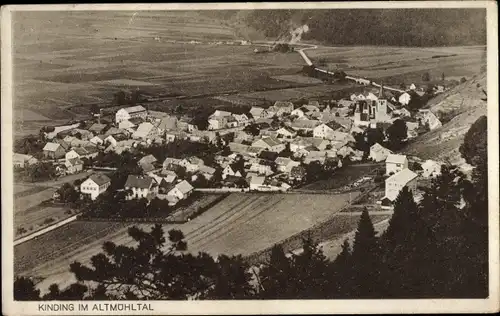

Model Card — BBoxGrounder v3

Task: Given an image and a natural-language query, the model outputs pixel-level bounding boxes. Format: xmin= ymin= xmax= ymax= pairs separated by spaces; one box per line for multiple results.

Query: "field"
xmin=12 ymin=11 xmax=312 ymax=138
xmin=15 ymin=192 xmax=360 ymax=292
xmin=307 ymin=46 xmax=486 ymax=86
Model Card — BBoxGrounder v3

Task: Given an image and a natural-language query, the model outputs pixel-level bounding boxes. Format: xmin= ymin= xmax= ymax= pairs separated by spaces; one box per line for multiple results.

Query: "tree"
xmin=366 ymin=127 xmax=385 ymax=147
xmin=90 ymin=104 xmax=100 ymax=116
xmin=459 ymin=116 xmax=487 ymax=168
xmin=14 ymin=277 xmax=40 ymax=300
xmin=441 ymin=72 xmax=445 ymax=81
xmin=113 ymin=91 xmax=128 ymax=105
xmin=412 ymin=161 xmax=423 ymax=171
xmin=460 ymin=77 xmax=467 ymax=83
xmin=69 ymin=225 xmax=253 ymax=300
xmin=56 ymin=183 xmax=80 ymax=203
xmin=350 ymin=210 xmax=380 ymax=297
xmin=421 ymin=72 xmax=431 ymax=82
xmin=386 ymin=119 xmax=408 ymax=149
xmin=243 ymin=124 xmax=260 ymax=136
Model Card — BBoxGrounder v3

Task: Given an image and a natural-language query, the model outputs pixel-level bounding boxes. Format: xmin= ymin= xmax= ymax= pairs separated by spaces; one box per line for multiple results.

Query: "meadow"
xmin=307 ymin=45 xmax=486 ymax=86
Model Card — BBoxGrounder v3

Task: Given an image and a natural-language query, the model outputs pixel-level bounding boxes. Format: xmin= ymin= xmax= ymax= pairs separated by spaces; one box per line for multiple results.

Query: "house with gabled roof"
xmin=167 ymin=180 xmax=194 ymax=200
xmin=124 ymin=175 xmax=158 ymax=200
xmin=132 ymin=122 xmax=158 ymax=140
xmin=80 ymin=174 xmax=111 ymax=200
xmin=43 ymin=142 xmax=66 ymax=159
xmin=276 ymin=126 xmax=297 ymax=139
xmin=232 ymin=113 xmax=250 ymax=126
xmin=249 ymin=106 xmax=265 ymax=119
xmin=115 ymin=105 xmax=147 ymax=124
xmin=251 ymin=136 xmax=285 ymax=153
xmin=272 ymin=101 xmax=294 ymax=116
xmin=290 ymin=119 xmax=320 ymax=132
xmin=64 ymin=158 xmax=83 ymax=174
xmin=156 ymin=116 xmax=178 ymax=134
xmin=369 ymin=143 xmax=393 ymax=162
xmin=275 ymin=157 xmax=300 ymax=173
xmin=13 ymin=153 xmax=38 ymax=168
xmin=88 ymin=123 xmax=107 ymax=135
xmin=386 ymin=154 xmax=408 ymax=175
xmin=381 ymin=168 xmax=418 ymax=207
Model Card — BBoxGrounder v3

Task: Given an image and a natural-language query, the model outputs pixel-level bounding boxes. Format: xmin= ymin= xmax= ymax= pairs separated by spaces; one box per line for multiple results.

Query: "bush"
xmin=17 ymin=227 xmax=27 ymax=235
xmin=43 ymin=217 xmax=55 ymax=225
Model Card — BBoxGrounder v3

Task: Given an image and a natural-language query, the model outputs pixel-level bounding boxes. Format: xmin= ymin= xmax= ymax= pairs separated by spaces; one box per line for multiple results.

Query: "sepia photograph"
xmin=2 ymin=2 xmax=498 ymax=315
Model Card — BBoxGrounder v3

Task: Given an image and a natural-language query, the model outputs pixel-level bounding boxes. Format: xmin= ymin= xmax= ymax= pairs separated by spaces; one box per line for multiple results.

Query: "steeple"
xmin=379 ymin=83 xmax=384 ymax=99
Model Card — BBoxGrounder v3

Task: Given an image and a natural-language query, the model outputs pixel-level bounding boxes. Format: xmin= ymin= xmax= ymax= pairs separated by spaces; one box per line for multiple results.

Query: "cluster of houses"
xmin=17 ymin=80 xmax=449 ymax=210
xmin=375 ymin=152 xmax=443 ymax=209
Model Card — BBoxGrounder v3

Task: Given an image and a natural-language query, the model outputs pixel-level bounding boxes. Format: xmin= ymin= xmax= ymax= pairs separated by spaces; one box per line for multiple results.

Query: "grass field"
xmin=307 ymin=46 xmax=486 ymax=86
xmin=303 ymin=163 xmax=383 ymax=190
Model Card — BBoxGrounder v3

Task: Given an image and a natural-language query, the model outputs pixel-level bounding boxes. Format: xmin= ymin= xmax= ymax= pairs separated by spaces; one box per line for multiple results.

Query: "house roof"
xmin=291 ymin=119 xmax=320 ymax=129
xmin=260 ymin=136 xmax=281 ymax=147
xmin=275 ymin=157 xmax=292 ymax=165
xmin=88 ymin=174 xmax=111 ymax=186
xmin=129 ymin=117 xmax=145 ymax=125
xmin=386 ymin=154 xmax=407 ymax=164
xmin=229 ymin=142 xmax=250 ymax=153
xmin=175 ymin=180 xmax=193 ymax=194
xmin=163 ymin=157 xmax=182 ymax=166
xmin=124 ymin=175 xmax=155 ymax=189
xmin=274 ymin=101 xmax=294 ymax=108
xmin=249 ymin=106 xmax=264 ymax=116
xmin=250 ymin=176 xmax=265 ymax=186
xmin=386 ymin=168 xmax=418 ymax=185
xmin=148 ymin=110 xmax=169 ymax=119
xmin=139 ymin=154 xmax=157 ymax=165
xmin=88 ymin=123 xmax=107 ymax=133
xmin=133 ymin=122 xmax=155 ymax=138
xmin=66 ymin=158 xmax=83 ymax=166
xmin=121 ymin=105 xmax=147 ymax=114
xmin=157 ymin=116 xmax=178 ymax=130
xmin=199 ymin=165 xmax=216 ymax=174
xmin=211 ymin=110 xmax=232 ymax=118
xmin=370 ymin=143 xmax=392 ymax=153
xmin=308 ymin=100 xmax=320 ymax=107
xmin=277 ymin=126 xmax=296 ymax=134
xmin=43 ymin=142 xmax=61 ymax=152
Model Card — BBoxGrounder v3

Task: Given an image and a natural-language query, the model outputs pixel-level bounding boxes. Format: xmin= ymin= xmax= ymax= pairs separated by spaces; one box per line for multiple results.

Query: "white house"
xmin=251 ymin=136 xmax=286 ymax=153
xmin=382 ymin=168 xmax=418 ymax=206
xmin=290 ymin=119 xmax=320 ymax=132
xmin=386 ymin=154 xmax=409 ymax=175
xmin=167 ymin=180 xmax=194 ymax=200
xmin=232 ymin=113 xmax=250 ymax=126
xmin=422 ymin=160 xmax=442 ymax=178
xmin=419 ymin=109 xmax=442 ymax=130
xmin=276 ymin=126 xmax=297 ymax=139
xmin=275 ymin=157 xmax=300 ymax=173
xmin=398 ymin=92 xmax=411 ymax=106
xmin=124 ymin=175 xmax=158 ymax=200
xmin=115 ymin=105 xmax=147 ymax=124
xmin=369 ymin=143 xmax=393 ymax=162
xmin=222 ymin=165 xmax=242 ymax=179
xmin=43 ymin=142 xmax=66 ymax=159
xmin=249 ymin=162 xmax=273 ymax=176
xmin=80 ymin=174 xmax=111 ymax=200
xmin=291 ymin=108 xmax=305 ymax=118
xmin=249 ymin=106 xmax=265 ymax=119
xmin=104 ymin=135 xmax=118 ymax=147
xmin=89 ymin=135 xmax=106 ymax=146
xmin=64 ymin=158 xmax=83 ymax=175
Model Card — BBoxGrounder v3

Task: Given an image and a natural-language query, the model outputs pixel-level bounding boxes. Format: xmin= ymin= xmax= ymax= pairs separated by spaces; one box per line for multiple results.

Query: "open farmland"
xmin=307 ymin=45 xmax=486 ymax=86
xmin=16 ymin=192 xmax=360 ymax=293
xmin=12 ymin=11 xmax=314 ymax=138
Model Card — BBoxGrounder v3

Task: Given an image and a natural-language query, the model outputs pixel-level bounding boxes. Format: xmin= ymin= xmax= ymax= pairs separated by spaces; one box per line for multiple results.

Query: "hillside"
xmin=205 ymin=9 xmax=486 ymax=47
xmin=404 ymin=72 xmax=487 ymax=166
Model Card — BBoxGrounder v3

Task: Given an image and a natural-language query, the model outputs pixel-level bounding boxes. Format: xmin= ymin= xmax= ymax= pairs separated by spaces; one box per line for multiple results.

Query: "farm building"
xmin=88 ymin=123 xmax=107 ymax=135
xmin=275 ymin=157 xmax=300 ymax=173
xmin=272 ymin=101 xmax=294 ymax=116
xmin=381 ymin=168 xmax=418 ymax=207
xmin=156 ymin=116 xmax=178 ymax=134
xmin=80 ymin=174 xmax=111 ymax=200
xmin=291 ymin=108 xmax=305 ymax=117
xmin=313 ymin=121 xmax=343 ymax=140
xmin=290 ymin=119 xmax=320 ymax=132
xmin=124 ymin=175 xmax=158 ymax=200
xmin=43 ymin=142 xmax=66 ymax=159
xmin=249 ymin=175 xmax=266 ymax=190
xmin=115 ymin=106 xmax=147 ymax=124
xmin=386 ymin=154 xmax=409 ymax=175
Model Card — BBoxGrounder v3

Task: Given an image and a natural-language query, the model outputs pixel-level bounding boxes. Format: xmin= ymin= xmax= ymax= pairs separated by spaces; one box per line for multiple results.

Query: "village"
xmin=13 ymin=79 xmax=450 ymax=222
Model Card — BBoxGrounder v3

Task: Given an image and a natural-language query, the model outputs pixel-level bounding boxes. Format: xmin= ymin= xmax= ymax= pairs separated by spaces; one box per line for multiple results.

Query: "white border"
xmin=2 ymin=2 xmax=499 ymax=315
